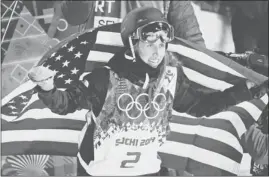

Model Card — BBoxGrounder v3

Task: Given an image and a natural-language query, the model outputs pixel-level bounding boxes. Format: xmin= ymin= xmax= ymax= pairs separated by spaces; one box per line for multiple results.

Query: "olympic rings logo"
xmin=117 ymin=93 xmax=167 ymax=120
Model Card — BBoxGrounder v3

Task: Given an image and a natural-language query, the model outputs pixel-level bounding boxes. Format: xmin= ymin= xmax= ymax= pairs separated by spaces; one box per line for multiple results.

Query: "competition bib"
xmin=89 ymin=129 xmax=161 ymax=175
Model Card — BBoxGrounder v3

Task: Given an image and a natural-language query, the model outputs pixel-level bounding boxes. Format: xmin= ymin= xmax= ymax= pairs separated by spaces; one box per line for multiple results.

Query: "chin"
xmin=149 ymin=63 xmax=160 ymax=68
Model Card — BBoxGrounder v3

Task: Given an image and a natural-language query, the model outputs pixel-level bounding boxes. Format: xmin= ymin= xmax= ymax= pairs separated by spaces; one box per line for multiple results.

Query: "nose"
xmin=153 ymin=45 xmax=160 ymax=56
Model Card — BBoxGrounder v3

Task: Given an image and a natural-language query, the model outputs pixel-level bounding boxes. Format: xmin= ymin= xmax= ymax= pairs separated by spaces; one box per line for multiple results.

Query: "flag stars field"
xmin=80 ymin=41 xmax=88 ymax=45
xmin=71 ymin=68 xmax=79 ymax=75
xmin=21 ymin=102 xmax=28 ymax=105
xmin=11 ymin=111 xmax=18 ymax=115
xmin=8 ymin=100 xmax=15 ymax=104
xmin=74 ymin=51 xmax=82 ymax=58
xmin=68 ymin=46 xmax=75 ymax=52
xmin=19 ymin=95 xmax=27 ymax=100
xmin=55 ymin=55 xmax=63 ymax=61
xmin=8 ymin=105 xmax=16 ymax=110
xmin=62 ymin=43 xmax=68 ymax=48
xmin=57 ymin=74 xmax=65 ymax=79
xmin=62 ymin=60 xmax=70 ymax=67
xmin=65 ymin=78 xmax=72 ymax=84
xmin=50 ymin=52 xmax=56 ymax=58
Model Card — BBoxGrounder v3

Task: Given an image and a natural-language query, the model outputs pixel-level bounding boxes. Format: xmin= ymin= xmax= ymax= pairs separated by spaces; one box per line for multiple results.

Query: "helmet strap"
xmin=128 ymin=36 xmax=136 ymax=62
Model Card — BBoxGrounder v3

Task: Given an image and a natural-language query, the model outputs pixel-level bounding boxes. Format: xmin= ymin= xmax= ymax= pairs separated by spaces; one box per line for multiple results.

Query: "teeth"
xmin=149 ymin=58 xmax=158 ymax=63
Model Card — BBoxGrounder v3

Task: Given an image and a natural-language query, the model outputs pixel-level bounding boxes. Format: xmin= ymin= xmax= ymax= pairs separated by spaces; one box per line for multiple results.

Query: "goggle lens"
xmin=136 ymin=22 xmax=174 ymax=43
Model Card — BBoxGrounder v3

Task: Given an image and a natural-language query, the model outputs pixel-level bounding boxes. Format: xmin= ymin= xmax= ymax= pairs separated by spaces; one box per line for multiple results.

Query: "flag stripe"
xmin=228 ymin=106 xmax=255 ymax=131
xmin=170 ymin=115 xmax=239 ymax=140
xmin=168 ymin=131 xmax=242 ymax=163
xmin=172 ymin=37 xmax=268 ymax=84
xmin=182 ymin=67 xmax=233 ymax=90
xmin=158 ymin=152 xmax=235 ymax=176
xmin=261 ymin=93 xmax=269 ymax=104
xmin=92 ymin=44 xmax=123 ymax=54
xmin=95 ymin=31 xmax=123 ymax=47
xmin=87 ymin=51 xmax=114 ymax=63
xmin=169 ymin=123 xmax=243 ymax=154
xmin=236 ymin=102 xmax=264 ymax=121
xmin=208 ymin=111 xmax=247 ymax=137
xmin=2 ymin=129 xmax=80 ymax=143
xmin=159 ymin=141 xmax=240 ymax=175
xmin=186 ymin=159 xmax=237 ymax=176
xmin=249 ymin=99 xmax=267 ymax=111
xmin=10 ymin=108 xmax=88 ymax=122
xmin=2 ymin=142 xmax=78 ymax=156
xmin=168 ymin=42 xmax=244 ymax=78
xmin=84 ymin=61 xmax=107 ymax=73
xmin=191 ymin=136 xmax=242 ymax=163
xmin=1 ymin=81 xmax=35 ymax=106
xmin=2 ymin=118 xmax=85 ymax=131
xmin=177 ymin=53 xmax=246 ymax=85
xmin=16 ymin=100 xmax=47 ymax=118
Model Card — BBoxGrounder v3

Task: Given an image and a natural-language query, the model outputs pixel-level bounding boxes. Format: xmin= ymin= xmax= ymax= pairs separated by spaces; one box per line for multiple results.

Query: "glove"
xmin=28 ymin=66 xmax=56 ymax=91
xmin=249 ymin=80 xmax=269 ymax=99
xmin=257 ymin=103 xmax=268 ymax=134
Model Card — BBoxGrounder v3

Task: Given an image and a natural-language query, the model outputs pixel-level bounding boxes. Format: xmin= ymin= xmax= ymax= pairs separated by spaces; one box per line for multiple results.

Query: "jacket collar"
xmin=107 ymin=48 xmax=165 ymax=88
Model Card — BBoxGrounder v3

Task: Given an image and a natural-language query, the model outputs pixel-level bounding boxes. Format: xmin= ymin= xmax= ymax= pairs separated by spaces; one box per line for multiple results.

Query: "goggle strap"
xmin=128 ymin=36 xmax=136 ymax=61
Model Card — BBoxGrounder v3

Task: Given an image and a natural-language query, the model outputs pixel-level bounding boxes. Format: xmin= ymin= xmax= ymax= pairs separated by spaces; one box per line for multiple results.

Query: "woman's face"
xmin=136 ymin=38 xmax=166 ymax=68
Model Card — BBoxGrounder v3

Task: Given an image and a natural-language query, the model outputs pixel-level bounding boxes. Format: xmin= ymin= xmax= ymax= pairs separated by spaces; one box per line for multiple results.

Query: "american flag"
xmin=1 ymin=23 xmax=268 ymax=176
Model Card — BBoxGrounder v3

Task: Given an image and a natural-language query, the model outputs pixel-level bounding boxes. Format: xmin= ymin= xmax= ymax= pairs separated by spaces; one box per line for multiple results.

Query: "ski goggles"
xmin=133 ymin=21 xmax=174 ymax=43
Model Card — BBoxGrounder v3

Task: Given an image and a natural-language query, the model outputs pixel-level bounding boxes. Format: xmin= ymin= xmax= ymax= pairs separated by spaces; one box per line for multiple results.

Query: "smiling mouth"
xmin=149 ymin=58 xmax=159 ymax=64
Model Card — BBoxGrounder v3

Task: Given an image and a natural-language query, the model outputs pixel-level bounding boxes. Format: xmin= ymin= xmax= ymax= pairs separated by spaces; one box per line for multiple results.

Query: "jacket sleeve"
xmin=35 ymin=68 xmax=110 ymax=115
xmin=167 ymin=1 xmax=206 ymax=47
xmin=240 ymin=124 xmax=268 ymax=165
xmin=173 ymin=66 xmax=253 ymax=117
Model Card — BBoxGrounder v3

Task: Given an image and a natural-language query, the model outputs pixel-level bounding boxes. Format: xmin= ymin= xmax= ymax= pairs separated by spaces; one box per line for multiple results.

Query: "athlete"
xmin=28 ymin=7 xmax=268 ymax=176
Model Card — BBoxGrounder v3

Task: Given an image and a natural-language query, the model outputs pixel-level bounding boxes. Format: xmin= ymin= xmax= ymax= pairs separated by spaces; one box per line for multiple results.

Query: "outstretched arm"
xmin=172 ymin=66 xmax=266 ymax=117
xmin=31 ymin=67 xmax=109 ymax=115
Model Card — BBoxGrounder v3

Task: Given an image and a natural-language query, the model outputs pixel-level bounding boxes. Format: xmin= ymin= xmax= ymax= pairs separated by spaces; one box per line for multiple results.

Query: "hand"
xmin=249 ymin=80 xmax=269 ymax=99
xmin=28 ymin=66 xmax=56 ymax=91
xmin=246 ymin=80 xmax=256 ymax=89
xmin=257 ymin=103 xmax=268 ymax=134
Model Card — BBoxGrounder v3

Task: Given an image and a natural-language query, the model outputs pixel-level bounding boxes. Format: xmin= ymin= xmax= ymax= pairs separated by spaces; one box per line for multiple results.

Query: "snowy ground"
xmin=192 ymin=3 xmax=252 ymax=176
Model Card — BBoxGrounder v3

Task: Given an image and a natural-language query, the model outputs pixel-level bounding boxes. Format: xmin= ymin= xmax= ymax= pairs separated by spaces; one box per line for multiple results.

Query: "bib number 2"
xmin=120 ymin=152 xmax=141 ymax=168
